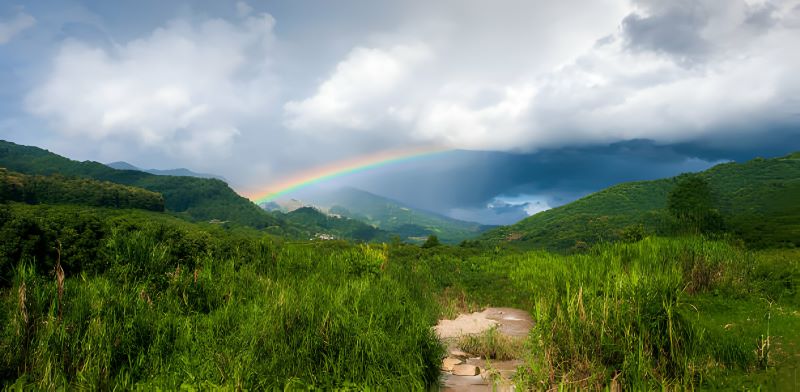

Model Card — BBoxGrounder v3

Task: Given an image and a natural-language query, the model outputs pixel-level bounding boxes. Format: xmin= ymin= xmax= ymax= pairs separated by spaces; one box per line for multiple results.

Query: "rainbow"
xmin=246 ymin=145 xmax=451 ymax=203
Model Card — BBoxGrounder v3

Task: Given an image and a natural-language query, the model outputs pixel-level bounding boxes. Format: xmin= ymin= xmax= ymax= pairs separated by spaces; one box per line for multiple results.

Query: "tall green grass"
xmin=2 ymin=204 xmax=797 ymax=390
xmin=1 ymin=228 xmax=443 ymax=389
xmin=415 ymin=237 xmax=797 ymax=389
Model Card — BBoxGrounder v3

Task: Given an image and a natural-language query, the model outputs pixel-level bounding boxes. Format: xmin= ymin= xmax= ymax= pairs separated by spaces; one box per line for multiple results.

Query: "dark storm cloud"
xmin=347 ymin=138 xmax=790 ymax=214
xmin=621 ymin=3 xmax=710 ymax=61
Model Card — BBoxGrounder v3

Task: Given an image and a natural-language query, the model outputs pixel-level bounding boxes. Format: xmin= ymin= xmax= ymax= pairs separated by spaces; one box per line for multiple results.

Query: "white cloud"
xmin=283 ymin=44 xmax=431 ymax=131
xmin=0 ymin=11 xmax=35 ymax=44
xmin=27 ymin=13 xmax=278 ymax=160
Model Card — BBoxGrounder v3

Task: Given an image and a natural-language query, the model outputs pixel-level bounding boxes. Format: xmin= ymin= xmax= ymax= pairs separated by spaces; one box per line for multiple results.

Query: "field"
xmin=1 ymin=203 xmax=798 ymax=389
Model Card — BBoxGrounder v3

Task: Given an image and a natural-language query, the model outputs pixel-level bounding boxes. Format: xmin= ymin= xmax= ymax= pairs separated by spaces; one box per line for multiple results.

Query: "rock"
xmin=452 ymin=364 xmax=480 ymax=376
xmin=442 ymin=357 xmax=464 ymax=371
xmin=450 ymin=349 xmax=469 ymax=358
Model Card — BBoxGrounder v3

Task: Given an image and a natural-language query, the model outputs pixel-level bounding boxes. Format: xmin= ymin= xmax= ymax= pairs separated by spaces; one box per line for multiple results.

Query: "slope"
xmin=0 ymin=168 xmax=165 ymax=211
xmin=0 ymin=140 xmax=278 ymax=228
xmin=482 ymin=152 xmax=800 ymax=250
xmin=275 ymin=206 xmax=392 ymax=242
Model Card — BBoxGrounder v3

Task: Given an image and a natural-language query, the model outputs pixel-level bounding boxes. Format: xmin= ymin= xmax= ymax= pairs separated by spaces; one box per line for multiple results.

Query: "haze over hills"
xmin=267 ymin=187 xmax=493 ymax=244
xmin=482 ymin=152 xmax=800 ymax=250
xmin=106 ymin=161 xmax=226 ymax=181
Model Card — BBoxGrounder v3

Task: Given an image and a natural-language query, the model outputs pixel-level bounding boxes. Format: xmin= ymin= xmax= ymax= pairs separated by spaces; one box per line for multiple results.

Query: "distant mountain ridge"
xmin=481 ymin=152 xmax=800 ymax=250
xmin=106 ymin=161 xmax=226 ymax=181
xmin=293 ymin=187 xmax=494 ymax=244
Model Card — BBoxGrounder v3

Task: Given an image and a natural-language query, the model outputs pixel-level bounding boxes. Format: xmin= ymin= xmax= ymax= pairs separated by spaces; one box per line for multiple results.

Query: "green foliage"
xmin=2 ymin=139 xmax=798 ymax=389
xmin=1 ymin=201 xmax=798 ymax=389
xmin=421 ymin=234 xmax=440 ymax=248
xmin=276 ymin=206 xmax=391 ymax=242
xmin=0 ymin=168 xmax=164 ymax=211
xmin=457 ymin=326 xmax=523 ymax=360
xmin=0 ymin=204 xmax=444 ymax=389
xmin=667 ymin=174 xmax=724 ymax=233
xmin=620 ymin=223 xmax=646 ymax=243
xmin=420 ymin=237 xmax=800 ymax=390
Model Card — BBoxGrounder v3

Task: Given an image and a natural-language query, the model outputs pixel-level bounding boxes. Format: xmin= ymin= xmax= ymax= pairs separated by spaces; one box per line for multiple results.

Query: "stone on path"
xmin=452 ymin=364 xmax=480 ymax=376
xmin=449 ymin=349 xmax=469 ymax=358
xmin=442 ymin=357 xmax=463 ymax=371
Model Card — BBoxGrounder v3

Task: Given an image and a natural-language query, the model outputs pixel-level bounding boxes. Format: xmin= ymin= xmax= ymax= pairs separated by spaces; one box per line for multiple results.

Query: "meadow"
xmin=1 ymin=203 xmax=798 ymax=389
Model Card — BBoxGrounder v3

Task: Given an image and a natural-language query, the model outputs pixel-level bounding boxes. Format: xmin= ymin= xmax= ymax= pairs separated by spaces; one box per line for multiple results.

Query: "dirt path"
xmin=434 ymin=307 xmax=533 ymax=391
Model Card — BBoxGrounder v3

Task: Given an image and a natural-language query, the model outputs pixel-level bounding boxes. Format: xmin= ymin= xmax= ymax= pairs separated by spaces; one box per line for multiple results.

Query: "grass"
xmin=457 ymin=326 xmax=524 ymax=361
xmin=1 ymin=203 xmax=798 ymax=389
xmin=0 ymin=227 xmax=444 ymax=389
xmin=419 ymin=237 xmax=800 ymax=390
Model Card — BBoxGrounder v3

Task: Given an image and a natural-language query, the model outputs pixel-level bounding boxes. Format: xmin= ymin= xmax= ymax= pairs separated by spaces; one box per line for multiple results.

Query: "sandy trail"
xmin=434 ymin=307 xmax=534 ymax=391
xmin=434 ymin=307 xmax=533 ymax=340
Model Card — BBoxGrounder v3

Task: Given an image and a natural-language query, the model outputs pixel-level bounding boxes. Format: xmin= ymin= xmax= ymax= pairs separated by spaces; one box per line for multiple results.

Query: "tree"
xmin=421 ymin=234 xmax=440 ymax=248
xmin=667 ymin=175 xmax=724 ymax=234
xmin=620 ymin=224 xmax=645 ymax=242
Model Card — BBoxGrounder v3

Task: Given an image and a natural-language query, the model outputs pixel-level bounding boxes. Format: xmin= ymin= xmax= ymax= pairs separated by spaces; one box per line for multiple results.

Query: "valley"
xmin=1 ymin=140 xmax=798 ymax=389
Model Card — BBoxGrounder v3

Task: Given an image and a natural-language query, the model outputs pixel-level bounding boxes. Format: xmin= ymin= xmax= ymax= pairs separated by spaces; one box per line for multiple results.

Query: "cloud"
xmin=26 ymin=12 xmax=278 ymax=161
xmin=10 ymin=0 xmax=800 ymax=206
xmin=283 ymin=43 xmax=431 ymax=132
xmin=236 ymin=1 xmax=254 ymax=18
xmin=449 ymin=195 xmax=553 ymax=226
xmin=0 ymin=11 xmax=35 ymax=44
xmin=621 ymin=2 xmax=711 ymax=61
xmin=281 ymin=0 xmax=800 ymax=155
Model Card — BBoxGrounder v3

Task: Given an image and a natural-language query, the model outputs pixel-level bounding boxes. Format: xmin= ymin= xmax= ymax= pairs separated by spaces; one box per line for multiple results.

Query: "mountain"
xmin=304 ymin=187 xmax=492 ymax=244
xmin=262 ymin=198 xmax=307 ymax=213
xmin=275 ymin=206 xmax=391 ymax=242
xmin=481 ymin=152 xmax=800 ymax=250
xmin=105 ymin=161 xmax=139 ymax=171
xmin=0 ymin=140 xmax=278 ymax=228
xmin=106 ymin=161 xmax=226 ymax=181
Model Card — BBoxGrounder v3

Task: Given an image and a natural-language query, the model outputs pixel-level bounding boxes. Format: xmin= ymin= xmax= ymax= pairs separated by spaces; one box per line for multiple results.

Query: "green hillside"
xmin=310 ymin=187 xmax=491 ymax=244
xmin=0 ymin=140 xmax=277 ymax=228
xmin=482 ymin=153 xmax=800 ymax=250
xmin=276 ymin=206 xmax=392 ymax=242
xmin=0 ymin=168 xmax=165 ymax=212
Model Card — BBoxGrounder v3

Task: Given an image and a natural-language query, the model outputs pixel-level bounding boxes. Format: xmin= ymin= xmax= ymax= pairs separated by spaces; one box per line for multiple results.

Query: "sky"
xmin=1 ymin=0 xmax=799 ymax=224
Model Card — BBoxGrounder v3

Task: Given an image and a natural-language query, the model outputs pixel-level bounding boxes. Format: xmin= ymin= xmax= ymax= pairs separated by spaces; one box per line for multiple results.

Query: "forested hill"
xmin=481 ymin=152 xmax=800 ymax=250
xmin=276 ymin=206 xmax=392 ymax=242
xmin=0 ymin=168 xmax=165 ymax=211
xmin=0 ymin=140 xmax=277 ymax=228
